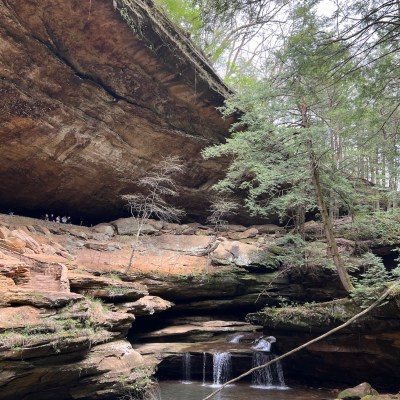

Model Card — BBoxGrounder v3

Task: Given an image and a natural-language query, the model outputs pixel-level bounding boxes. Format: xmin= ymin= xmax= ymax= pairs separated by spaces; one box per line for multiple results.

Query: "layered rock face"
xmin=1 ymin=213 xmax=400 ymax=396
xmin=0 ymin=0 xmax=231 ymax=221
xmin=0 ymin=229 xmax=154 ymax=398
xmin=0 ymin=213 xmax=306 ymax=398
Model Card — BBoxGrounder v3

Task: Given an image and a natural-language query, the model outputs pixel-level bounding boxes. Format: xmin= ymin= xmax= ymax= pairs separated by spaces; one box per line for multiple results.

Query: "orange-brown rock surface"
xmin=1 ymin=212 xmax=400 ymax=396
xmin=0 ymin=0 xmax=231 ymax=221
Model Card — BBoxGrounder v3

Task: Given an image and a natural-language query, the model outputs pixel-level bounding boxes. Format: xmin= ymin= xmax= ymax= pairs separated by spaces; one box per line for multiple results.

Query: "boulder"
xmin=228 ymin=228 xmax=259 ymax=240
xmin=146 ymin=219 xmax=165 ymax=230
xmin=144 ymin=234 xmax=212 ymax=254
xmin=162 ymin=222 xmax=190 ymax=234
xmin=211 ymin=239 xmax=273 ymax=268
xmin=118 ymin=295 xmax=174 ymax=316
xmin=111 ymin=218 xmax=159 ymax=236
xmin=219 ymin=224 xmax=247 ymax=232
xmin=251 ymin=224 xmax=285 ymax=234
xmin=92 ymin=223 xmax=115 ymax=237
xmin=303 ymin=220 xmax=324 ymax=239
xmin=68 ymin=229 xmax=89 ymax=240
xmin=337 ymin=383 xmax=379 ymax=400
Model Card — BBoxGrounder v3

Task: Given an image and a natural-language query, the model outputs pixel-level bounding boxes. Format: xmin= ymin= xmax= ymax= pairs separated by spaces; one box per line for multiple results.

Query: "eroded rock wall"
xmin=0 ymin=0 xmax=231 ymax=221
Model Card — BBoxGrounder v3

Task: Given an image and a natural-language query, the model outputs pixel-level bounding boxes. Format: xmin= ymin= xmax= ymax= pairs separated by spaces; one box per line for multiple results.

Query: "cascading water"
xmin=250 ymin=336 xmax=287 ymax=389
xmin=228 ymin=334 xmax=244 ymax=344
xmin=212 ymin=352 xmax=232 ymax=386
xmin=251 ymin=352 xmax=287 ymax=389
xmin=181 ymin=352 xmax=192 ymax=384
xmin=252 ymin=338 xmax=272 ymax=352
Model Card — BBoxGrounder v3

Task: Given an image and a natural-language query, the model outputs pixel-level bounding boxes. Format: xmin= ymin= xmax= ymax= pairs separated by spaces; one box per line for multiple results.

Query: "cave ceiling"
xmin=0 ymin=0 xmax=233 ymax=222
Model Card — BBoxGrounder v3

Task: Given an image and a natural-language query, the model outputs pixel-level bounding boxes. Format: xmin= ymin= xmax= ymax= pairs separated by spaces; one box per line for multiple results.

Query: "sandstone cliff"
xmin=0 ymin=0 xmax=231 ymax=222
xmin=1 ymin=212 xmax=400 ymax=397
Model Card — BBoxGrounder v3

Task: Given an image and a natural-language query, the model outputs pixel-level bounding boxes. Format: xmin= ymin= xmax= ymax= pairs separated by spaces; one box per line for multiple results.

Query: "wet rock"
xmin=137 ymin=271 xmax=246 ymax=301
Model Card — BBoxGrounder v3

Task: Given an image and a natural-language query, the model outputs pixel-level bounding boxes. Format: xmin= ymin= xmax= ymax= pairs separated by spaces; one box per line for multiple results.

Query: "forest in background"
xmin=151 ymin=0 xmax=400 ymax=294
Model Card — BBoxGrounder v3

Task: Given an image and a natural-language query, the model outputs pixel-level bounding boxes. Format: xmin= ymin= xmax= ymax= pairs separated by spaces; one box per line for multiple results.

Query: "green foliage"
xmin=273 ymin=234 xmax=334 ymax=274
xmin=0 ymin=298 xmax=114 ymax=354
xmin=206 ymin=195 xmax=239 ymax=232
xmin=247 ymin=299 xmax=351 ymax=329
xmin=154 ymin=0 xmax=202 ymax=36
xmin=339 ymin=211 xmax=400 ymax=241
xmin=118 ymin=367 xmax=158 ymax=400
xmin=351 ymin=252 xmax=400 ymax=307
xmin=202 ymin=4 xmax=360 ymax=224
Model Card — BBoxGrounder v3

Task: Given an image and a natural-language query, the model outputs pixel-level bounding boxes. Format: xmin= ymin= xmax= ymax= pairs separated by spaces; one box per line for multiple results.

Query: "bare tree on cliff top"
xmin=122 ymin=156 xmax=185 ymax=273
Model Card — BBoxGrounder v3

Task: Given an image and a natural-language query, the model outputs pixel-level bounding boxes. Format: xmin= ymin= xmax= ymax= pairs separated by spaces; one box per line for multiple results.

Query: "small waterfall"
xmin=228 ymin=334 xmax=244 ymax=344
xmin=202 ymin=352 xmax=207 ymax=385
xmin=181 ymin=352 xmax=192 ymax=384
xmin=252 ymin=338 xmax=272 ymax=352
xmin=212 ymin=352 xmax=232 ymax=386
xmin=251 ymin=352 xmax=287 ymax=388
xmin=252 ymin=336 xmax=276 ymax=351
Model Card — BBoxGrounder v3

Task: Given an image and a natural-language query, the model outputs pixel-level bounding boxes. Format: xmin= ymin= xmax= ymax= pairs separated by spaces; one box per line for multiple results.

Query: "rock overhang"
xmin=0 ymin=0 xmax=232 ymax=223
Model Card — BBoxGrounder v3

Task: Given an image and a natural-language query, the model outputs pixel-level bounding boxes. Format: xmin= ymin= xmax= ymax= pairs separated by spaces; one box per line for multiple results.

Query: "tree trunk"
xmin=307 ymin=143 xmax=354 ymax=292
xmin=300 ymin=98 xmax=354 ymax=293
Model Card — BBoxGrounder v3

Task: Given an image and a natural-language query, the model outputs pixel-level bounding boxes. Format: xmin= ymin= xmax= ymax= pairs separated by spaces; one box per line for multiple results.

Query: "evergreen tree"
xmin=203 ymin=2 xmax=356 ymax=291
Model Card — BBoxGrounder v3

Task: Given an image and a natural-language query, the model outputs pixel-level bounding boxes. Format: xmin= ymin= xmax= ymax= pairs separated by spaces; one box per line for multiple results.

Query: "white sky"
xmin=316 ymin=0 xmax=337 ymax=17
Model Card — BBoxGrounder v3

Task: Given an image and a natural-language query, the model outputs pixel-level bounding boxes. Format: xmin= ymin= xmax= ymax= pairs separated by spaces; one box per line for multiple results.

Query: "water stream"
xmin=159 ymin=381 xmax=334 ymax=400
xmin=251 ymin=352 xmax=286 ymax=388
xmin=182 ymin=352 xmax=192 ymax=384
xmin=212 ymin=352 xmax=232 ymax=386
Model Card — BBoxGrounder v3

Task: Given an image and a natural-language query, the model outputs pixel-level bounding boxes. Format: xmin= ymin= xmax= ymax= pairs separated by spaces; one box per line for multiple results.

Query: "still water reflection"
xmin=159 ymin=381 xmax=334 ymax=400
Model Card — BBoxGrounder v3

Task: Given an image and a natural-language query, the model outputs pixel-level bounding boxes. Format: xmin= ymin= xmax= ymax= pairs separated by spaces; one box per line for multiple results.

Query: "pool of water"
xmin=159 ymin=381 xmax=335 ymax=400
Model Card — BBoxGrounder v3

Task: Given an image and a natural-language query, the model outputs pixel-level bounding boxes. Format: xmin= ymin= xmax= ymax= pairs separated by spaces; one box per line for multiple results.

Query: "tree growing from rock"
xmin=121 ymin=156 xmax=185 ymax=273
xmin=207 ymin=195 xmax=239 ymax=235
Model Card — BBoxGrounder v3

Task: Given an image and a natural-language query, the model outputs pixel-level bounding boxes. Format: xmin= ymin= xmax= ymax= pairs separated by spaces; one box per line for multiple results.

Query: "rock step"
xmin=21 ymin=267 xmax=63 ymax=292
